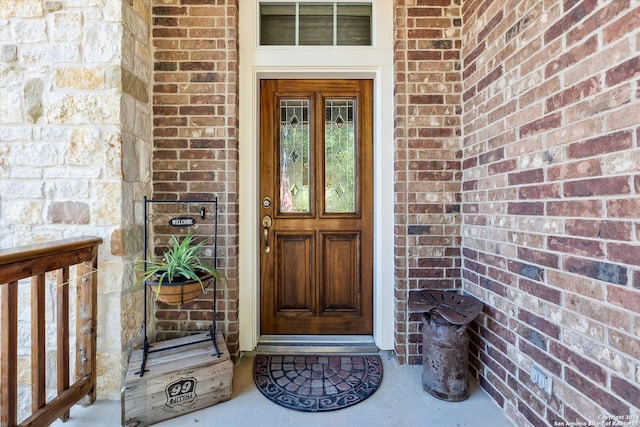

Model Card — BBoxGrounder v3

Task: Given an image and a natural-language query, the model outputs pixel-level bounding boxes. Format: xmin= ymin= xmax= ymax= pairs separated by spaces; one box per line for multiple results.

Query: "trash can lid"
xmin=408 ymin=290 xmax=483 ymax=325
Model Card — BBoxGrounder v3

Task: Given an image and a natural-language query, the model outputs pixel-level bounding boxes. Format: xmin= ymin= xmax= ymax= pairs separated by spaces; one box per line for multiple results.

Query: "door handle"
xmin=262 ymin=215 xmax=272 ymax=253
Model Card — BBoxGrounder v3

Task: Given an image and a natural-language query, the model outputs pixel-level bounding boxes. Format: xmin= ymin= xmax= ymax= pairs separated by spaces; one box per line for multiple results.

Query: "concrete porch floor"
xmin=53 ymin=352 xmax=514 ymax=427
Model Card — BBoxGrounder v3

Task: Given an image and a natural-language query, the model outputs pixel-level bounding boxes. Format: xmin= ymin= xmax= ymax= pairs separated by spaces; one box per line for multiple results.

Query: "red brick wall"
xmin=145 ymin=1 xmax=639 ymax=420
xmin=462 ymin=0 xmax=640 ymax=424
xmin=394 ymin=0 xmax=463 ymax=364
xmin=151 ymin=0 xmax=239 ymax=358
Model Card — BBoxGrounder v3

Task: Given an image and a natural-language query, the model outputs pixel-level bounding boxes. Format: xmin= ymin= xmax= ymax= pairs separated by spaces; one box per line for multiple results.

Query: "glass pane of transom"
xmin=325 ymin=99 xmax=356 ymax=213
xmin=280 ymin=99 xmax=310 ymax=213
xmin=259 ymin=2 xmax=373 ymax=46
xmin=299 ymin=4 xmax=334 ymax=45
xmin=260 ymin=3 xmax=296 ymax=45
xmin=337 ymin=4 xmax=371 ymax=45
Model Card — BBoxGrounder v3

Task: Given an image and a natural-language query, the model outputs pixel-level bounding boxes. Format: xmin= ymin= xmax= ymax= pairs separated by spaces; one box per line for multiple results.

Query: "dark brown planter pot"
xmin=147 ymin=272 xmax=212 ymax=305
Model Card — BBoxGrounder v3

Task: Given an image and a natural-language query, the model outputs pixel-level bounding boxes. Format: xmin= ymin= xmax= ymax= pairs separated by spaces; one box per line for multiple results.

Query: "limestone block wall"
xmin=461 ymin=0 xmax=640 ymax=424
xmin=118 ymin=0 xmax=153 ymax=397
xmin=393 ymin=0 xmax=463 ymax=364
xmin=0 ymin=0 xmax=152 ymax=411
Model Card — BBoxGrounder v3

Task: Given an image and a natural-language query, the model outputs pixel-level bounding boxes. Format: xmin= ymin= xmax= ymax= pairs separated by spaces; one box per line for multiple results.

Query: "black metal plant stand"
xmin=136 ymin=196 xmax=221 ymax=377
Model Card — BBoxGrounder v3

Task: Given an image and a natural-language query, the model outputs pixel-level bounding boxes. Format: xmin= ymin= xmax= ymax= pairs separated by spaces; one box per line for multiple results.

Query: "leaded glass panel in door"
xmin=279 ymin=99 xmax=310 ymax=213
xmin=325 ymin=99 xmax=356 ymax=213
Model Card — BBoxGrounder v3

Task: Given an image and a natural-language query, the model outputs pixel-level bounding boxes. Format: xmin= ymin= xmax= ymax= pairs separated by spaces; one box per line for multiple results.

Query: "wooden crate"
xmin=123 ymin=331 xmax=233 ymax=426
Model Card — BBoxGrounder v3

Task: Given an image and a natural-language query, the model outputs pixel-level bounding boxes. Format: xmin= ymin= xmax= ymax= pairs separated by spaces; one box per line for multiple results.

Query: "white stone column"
xmin=0 ymin=0 xmax=153 ymax=408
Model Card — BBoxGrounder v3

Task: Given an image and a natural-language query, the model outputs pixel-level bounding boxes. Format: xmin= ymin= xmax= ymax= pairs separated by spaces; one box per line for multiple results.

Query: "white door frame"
xmin=238 ymin=0 xmax=394 ymax=351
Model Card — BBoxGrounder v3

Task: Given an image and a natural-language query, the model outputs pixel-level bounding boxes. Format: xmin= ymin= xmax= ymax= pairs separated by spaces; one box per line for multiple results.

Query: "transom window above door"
xmin=259 ymin=2 xmax=372 ymax=46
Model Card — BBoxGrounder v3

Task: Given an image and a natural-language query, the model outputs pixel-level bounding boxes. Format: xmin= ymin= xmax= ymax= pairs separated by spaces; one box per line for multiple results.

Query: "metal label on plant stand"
xmin=169 ymin=217 xmax=196 ymax=227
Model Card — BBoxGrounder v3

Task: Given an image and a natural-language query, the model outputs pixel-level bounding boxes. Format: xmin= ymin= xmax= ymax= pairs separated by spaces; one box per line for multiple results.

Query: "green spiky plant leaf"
xmin=134 ymin=232 xmax=222 ymax=299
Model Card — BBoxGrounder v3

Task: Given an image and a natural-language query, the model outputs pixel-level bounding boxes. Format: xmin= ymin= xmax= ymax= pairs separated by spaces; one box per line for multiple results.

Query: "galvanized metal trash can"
xmin=421 ymin=312 xmax=470 ymax=401
xmin=408 ymin=290 xmax=483 ymax=402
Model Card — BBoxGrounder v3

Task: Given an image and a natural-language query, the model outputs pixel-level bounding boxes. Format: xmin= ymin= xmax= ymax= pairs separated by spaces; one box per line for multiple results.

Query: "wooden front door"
xmin=260 ymin=79 xmax=373 ymax=335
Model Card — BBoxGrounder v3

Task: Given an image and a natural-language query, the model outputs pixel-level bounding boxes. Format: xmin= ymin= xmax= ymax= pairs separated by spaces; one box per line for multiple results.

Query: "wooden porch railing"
xmin=0 ymin=237 xmax=103 ymax=427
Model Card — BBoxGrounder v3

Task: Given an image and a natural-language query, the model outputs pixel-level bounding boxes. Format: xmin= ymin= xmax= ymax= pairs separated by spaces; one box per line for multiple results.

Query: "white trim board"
xmin=238 ymin=0 xmax=394 ymax=352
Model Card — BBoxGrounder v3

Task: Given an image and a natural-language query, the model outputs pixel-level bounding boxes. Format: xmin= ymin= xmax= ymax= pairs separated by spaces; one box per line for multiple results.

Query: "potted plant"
xmin=134 ymin=232 xmax=222 ymax=305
